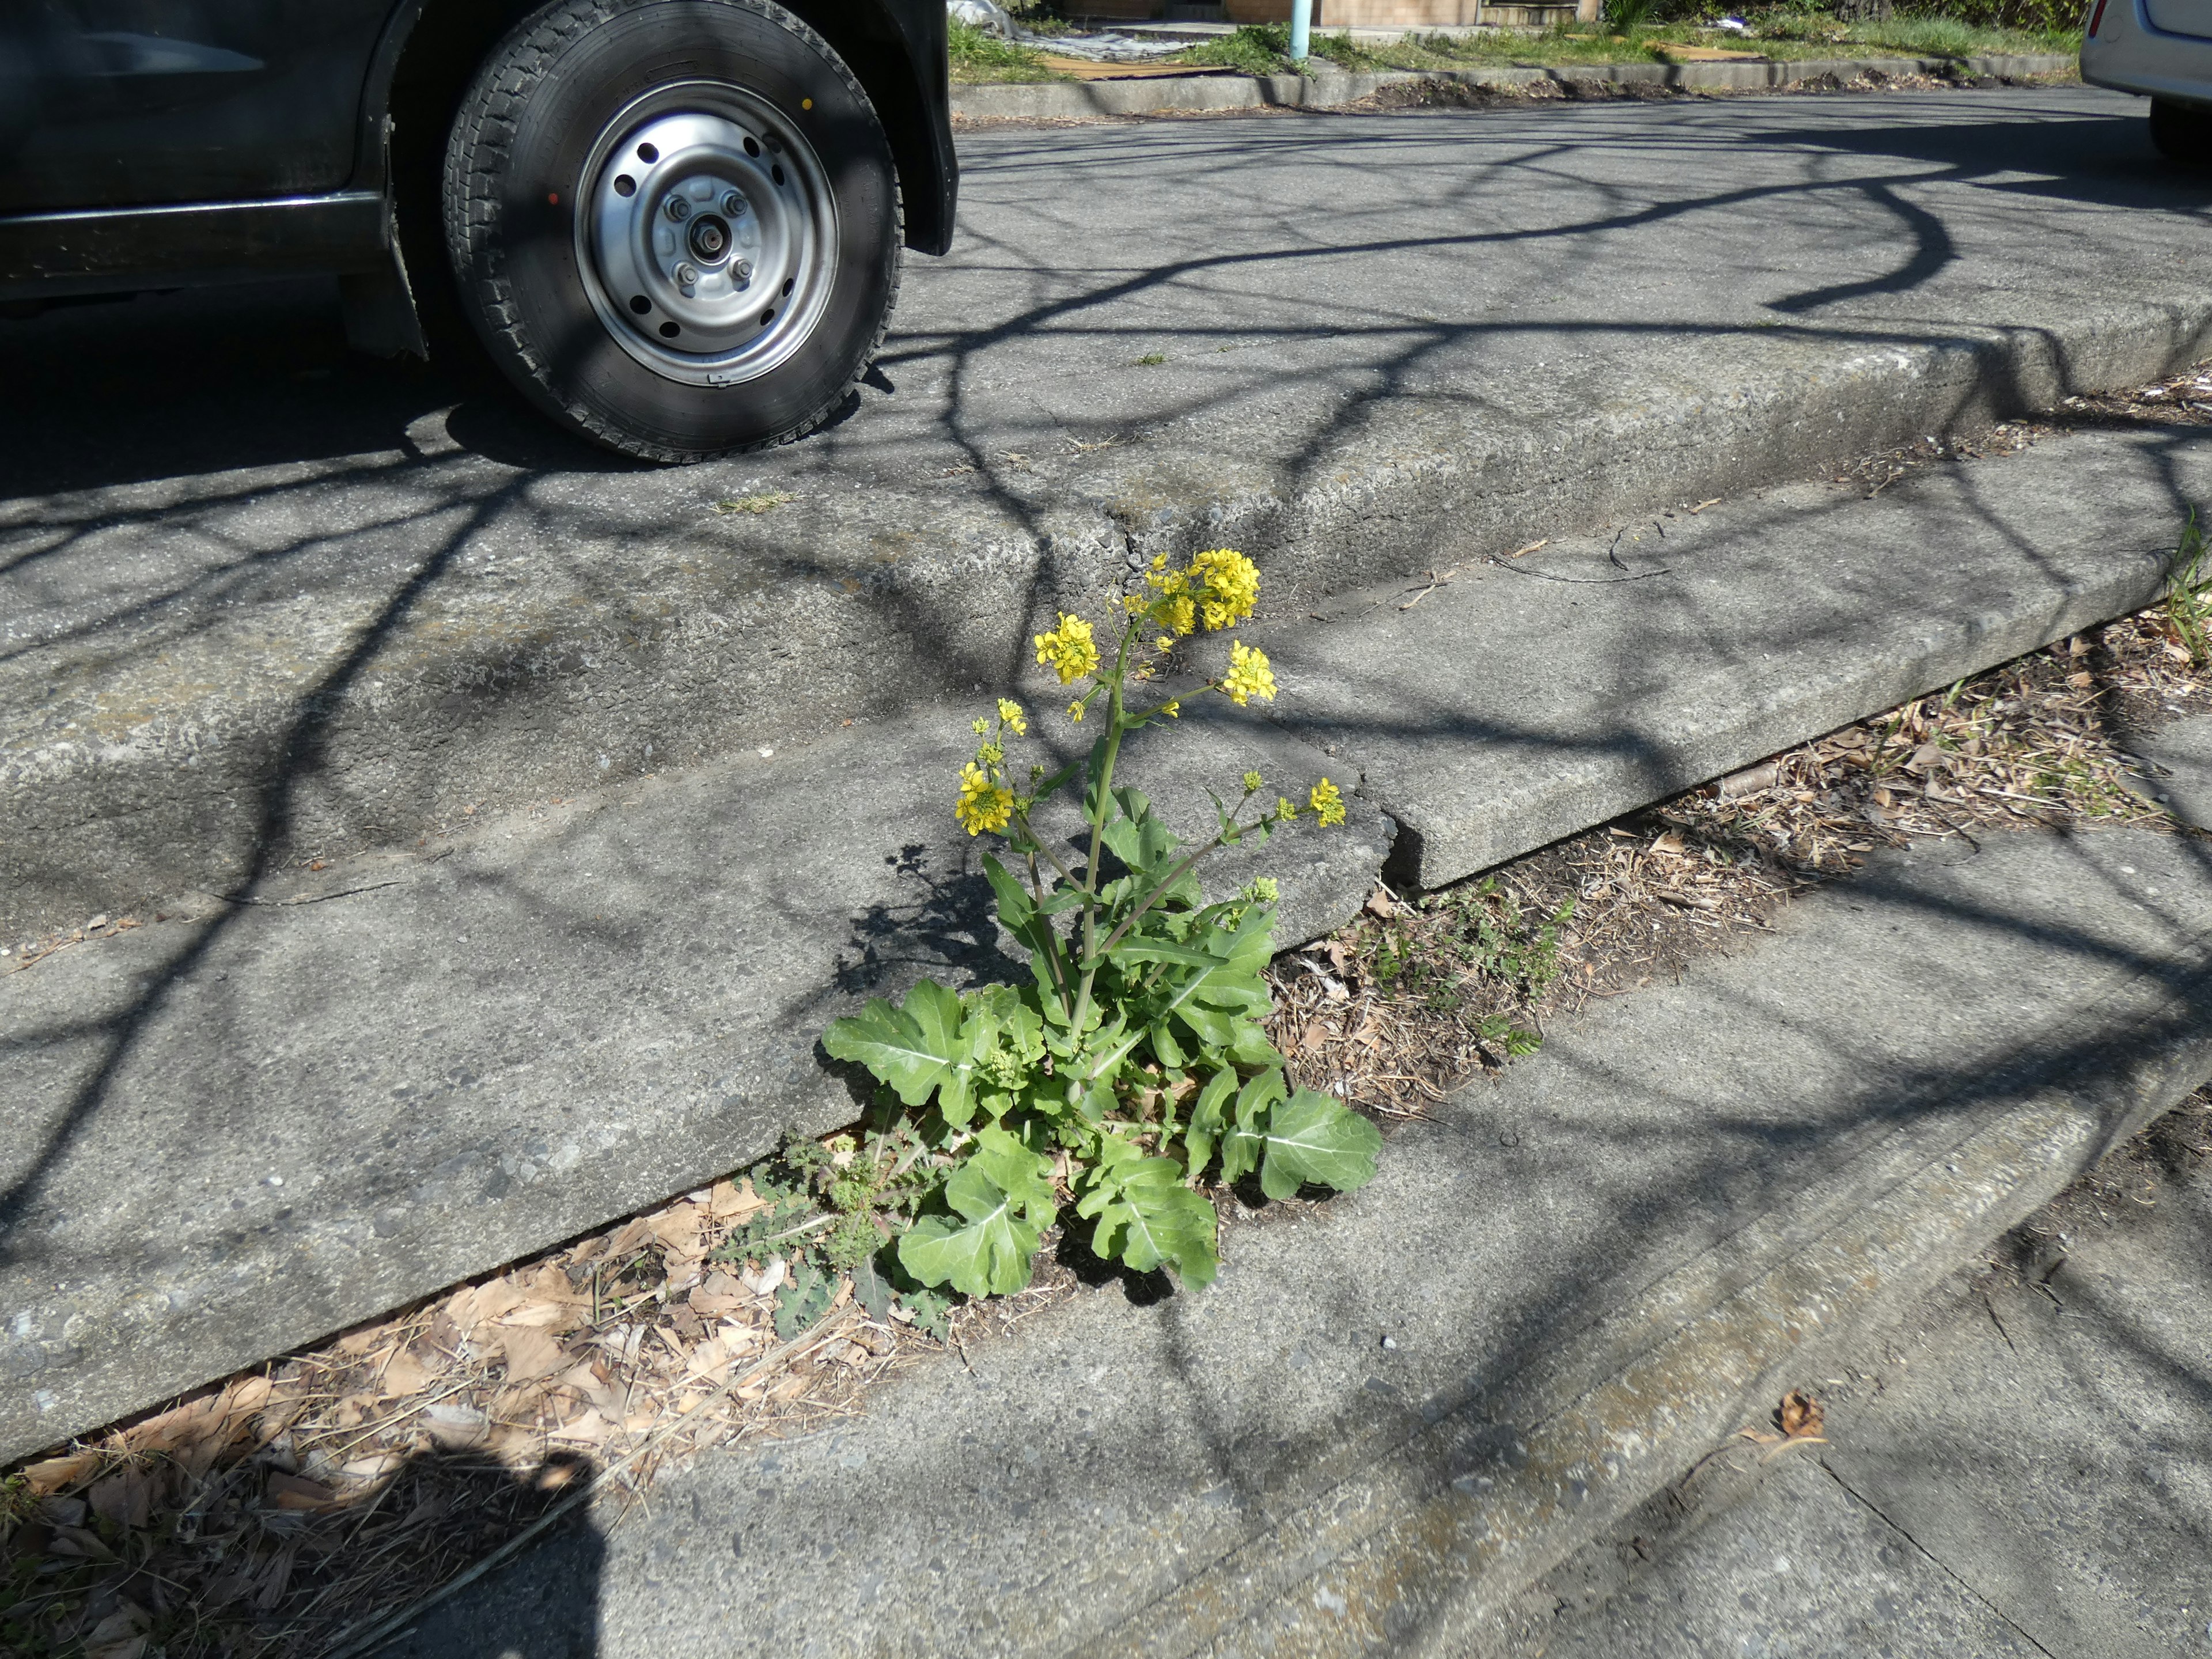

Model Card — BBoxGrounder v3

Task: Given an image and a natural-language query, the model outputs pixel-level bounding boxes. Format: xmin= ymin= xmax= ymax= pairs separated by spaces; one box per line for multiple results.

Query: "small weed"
xmin=1177 ymin=22 xmax=1292 ymax=74
xmin=1603 ymin=0 xmax=1658 ymax=37
xmin=946 ymin=17 xmax=1063 ymax=82
xmin=1132 ymin=352 xmax=1167 ymax=367
xmin=715 ymin=490 xmax=795 ymax=515
xmin=713 ymin=1128 xmax=951 ymax=1336
xmin=2166 ymin=510 xmax=2211 ymax=665
xmin=1444 ymin=876 xmax=1574 ymax=997
xmin=1355 ymin=877 xmax=1563 ymax=1059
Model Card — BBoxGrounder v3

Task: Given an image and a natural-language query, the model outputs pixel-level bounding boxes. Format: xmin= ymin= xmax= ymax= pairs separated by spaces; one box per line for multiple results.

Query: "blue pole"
xmin=1290 ymin=0 xmax=1312 ymax=64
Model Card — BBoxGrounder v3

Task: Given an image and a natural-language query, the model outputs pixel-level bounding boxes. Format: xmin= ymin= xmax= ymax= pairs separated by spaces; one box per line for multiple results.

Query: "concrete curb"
xmin=5 ymin=424 xmax=2207 ymax=1465
xmin=8 ymin=301 xmax=2207 ymax=936
xmin=388 ymin=824 xmax=2212 ymax=1658
xmin=1169 ymin=959 xmax=2212 ymax=1656
xmin=948 ymin=53 xmax=2077 ymax=120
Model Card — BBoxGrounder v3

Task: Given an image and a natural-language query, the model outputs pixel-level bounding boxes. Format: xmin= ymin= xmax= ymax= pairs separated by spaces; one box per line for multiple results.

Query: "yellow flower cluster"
xmin=997 ymin=698 xmax=1028 ymax=736
xmin=1139 ymin=548 xmax=1261 ymax=646
xmin=1034 ymin=613 xmax=1099 ymax=685
xmin=1309 ymin=777 xmax=1346 ymax=827
xmin=1220 ymin=641 xmax=1275 ymax=706
xmin=1187 ymin=548 xmax=1260 ymax=632
xmin=956 ymin=761 xmax=1013 ymax=836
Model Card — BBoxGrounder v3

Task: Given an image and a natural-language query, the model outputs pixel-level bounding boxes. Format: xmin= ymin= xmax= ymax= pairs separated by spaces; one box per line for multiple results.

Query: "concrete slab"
xmin=1280 ymin=425 xmax=2207 ymax=888
xmin=7 ymin=88 xmax=2210 ymax=936
xmin=1819 ymin=1187 xmax=2212 ymax=1658
xmin=1527 ymin=1456 xmax=2047 ymax=1658
xmin=0 ymin=705 xmax=1389 ymax=1466
xmin=390 ymin=825 xmax=2212 ymax=1658
xmin=2128 ymin=711 xmax=2212 ymax=831
xmin=1513 ymin=1086 xmax=2212 ymax=1659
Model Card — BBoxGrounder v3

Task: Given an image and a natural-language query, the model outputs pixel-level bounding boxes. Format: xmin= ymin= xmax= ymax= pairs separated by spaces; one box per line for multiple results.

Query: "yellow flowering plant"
xmin=824 ymin=550 xmax=1377 ymax=1299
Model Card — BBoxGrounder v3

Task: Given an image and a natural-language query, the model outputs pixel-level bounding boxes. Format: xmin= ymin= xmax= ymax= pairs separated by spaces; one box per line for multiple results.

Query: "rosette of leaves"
xmin=824 ymin=552 xmax=1380 ymax=1301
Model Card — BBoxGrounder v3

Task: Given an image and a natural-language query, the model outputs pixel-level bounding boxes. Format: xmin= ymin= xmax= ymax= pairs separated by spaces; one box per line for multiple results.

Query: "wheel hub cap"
xmin=577 ymin=90 xmax=836 ymax=388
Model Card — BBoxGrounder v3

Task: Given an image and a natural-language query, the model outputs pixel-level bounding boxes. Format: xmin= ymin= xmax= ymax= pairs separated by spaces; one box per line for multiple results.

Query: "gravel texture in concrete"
xmin=388 ymin=824 xmax=2212 ymax=1658
xmin=2130 ymin=712 xmax=2212 ymax=830
xmin=1512 ymin=1093 xmax=2212 ymax=1659
xmin=6 ymin=87 xmax=2209 ymax=934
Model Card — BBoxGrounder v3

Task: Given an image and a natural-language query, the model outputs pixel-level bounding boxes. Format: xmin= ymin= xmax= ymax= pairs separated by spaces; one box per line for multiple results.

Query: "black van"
xmin=0 ymin=1 xmax=956 ymax=459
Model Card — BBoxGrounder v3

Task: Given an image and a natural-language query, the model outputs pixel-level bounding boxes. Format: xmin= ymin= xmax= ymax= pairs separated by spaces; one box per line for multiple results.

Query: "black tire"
xmin=445 ymin=0 xmax=902 ymax=461
xmin=2150 ymin=97 xmax=2212 ymax=169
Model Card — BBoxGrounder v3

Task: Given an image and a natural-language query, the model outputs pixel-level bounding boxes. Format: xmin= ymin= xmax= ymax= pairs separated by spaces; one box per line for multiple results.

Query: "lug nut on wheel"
xmin=675 ymin=262 xmax=699 ymax=286
xmin=665 ymin=196 xmax=691 ymax=221
xmin=735 ymin=259 xmax=753 ymax=281
xmin=722 ymin=191 xmax=746 ymax=217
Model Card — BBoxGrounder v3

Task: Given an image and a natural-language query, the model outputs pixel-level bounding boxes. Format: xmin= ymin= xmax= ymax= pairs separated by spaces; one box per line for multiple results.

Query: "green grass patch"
xmin=948 ymin=17 xmax=1069 ymax=83
xmin=1173 ymin=22 xmax=1296 ymax=75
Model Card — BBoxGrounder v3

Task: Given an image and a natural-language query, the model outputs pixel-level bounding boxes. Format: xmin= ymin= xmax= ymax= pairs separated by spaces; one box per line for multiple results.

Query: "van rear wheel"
xmin=445 ymin=0 xmax=902 ymax=461
xmin=2150 ymin=98 xmax=2212 ymax=168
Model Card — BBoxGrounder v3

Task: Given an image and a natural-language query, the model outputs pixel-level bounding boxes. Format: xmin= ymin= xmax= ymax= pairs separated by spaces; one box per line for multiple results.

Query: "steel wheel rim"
xmin=574 ymin=81 xmax=837 ymax=389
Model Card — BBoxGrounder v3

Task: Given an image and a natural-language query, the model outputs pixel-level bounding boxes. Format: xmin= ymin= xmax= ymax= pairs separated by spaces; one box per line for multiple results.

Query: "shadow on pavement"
xmin=0 ymin=1439 xmax=602 ymax=1659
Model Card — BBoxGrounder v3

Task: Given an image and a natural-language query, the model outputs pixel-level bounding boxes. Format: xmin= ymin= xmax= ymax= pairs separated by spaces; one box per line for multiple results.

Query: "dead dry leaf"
xmin=266 ymin=1471 xmax=340 ymax=1511
xmin=381 ymin=1346 xmax=433 ymax=1396
xmin=1778 ymin=1389 xmax=1824 ymax=1438
xmin=498 ymin=1324 xmax=570 ymax=1384
xmin=23 ymin=1449 xmax=100 ymax=1496
xmin=548 ymin=1407 xmax=615 ymax=1446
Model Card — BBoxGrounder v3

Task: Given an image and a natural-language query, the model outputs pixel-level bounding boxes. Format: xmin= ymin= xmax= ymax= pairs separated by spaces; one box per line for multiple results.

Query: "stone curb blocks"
xmin=948 ymin=53 xmax=2077 ymax=121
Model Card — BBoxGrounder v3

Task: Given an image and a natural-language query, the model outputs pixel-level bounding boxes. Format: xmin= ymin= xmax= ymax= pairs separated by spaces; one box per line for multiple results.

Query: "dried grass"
xmin=0 ymin=1178 xmax=1070 ymax=1659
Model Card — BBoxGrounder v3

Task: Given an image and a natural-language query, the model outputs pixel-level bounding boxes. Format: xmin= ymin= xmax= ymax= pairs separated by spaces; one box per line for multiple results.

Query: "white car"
xmin=2082 ymin=0 xmax=2212 ymax=161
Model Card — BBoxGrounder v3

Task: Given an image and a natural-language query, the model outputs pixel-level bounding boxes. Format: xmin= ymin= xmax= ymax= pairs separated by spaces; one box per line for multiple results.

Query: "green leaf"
xmin=1150 ymin=1018 xmax=1186 ymax=1069
xmin=1081 ymin=730 xmax=1116 ymax=821
xmin=897 ymin=1156 xmax=1055 ymax=1298
xmin=967 ymin=1123 xmax=1059 ymax=1215
xmin=850 ymin=1253 xmax=896 ymax=1321
xmin=1069 ymin=1018 xmax=1145 ymax=1119
xmin=1228 ymin=1020 xmax=1285 ymax=1069
xmin=773 ymin=1259 xmax=837 ymax=1339
xmin=895 ymin=1284 xmax=953 ymax=1339
xmin=1256 ymin=1089 xmax=1382 ymax=1201
xmin=1218 ymin=1067 xmax=1286 ymax=1185
xmin=821 ymin=979 xmax=971 ymax=1112
xmin=1081 ymin=1158 xmax=1218 ymax=1288
xmin=1184 ymin=1068 xmax=1237 ymax=1179
xmin=982 ymin=854 xmax=1033 ymax=926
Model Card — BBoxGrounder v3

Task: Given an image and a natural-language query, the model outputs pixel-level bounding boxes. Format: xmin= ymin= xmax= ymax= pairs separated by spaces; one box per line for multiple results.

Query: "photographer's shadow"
xmin=373 ymin=1447 xmax=602 ymax=1659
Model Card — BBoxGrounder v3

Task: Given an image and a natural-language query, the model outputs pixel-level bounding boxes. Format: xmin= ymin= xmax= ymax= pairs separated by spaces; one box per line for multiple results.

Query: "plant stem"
xmin=1069 ymin=625 xmax=1137 ymax=1034
xmin=1016 ymin=816 xmax=1075 ymax=1012
xmin=1093 ymin=831 xmax=1234 ymax=960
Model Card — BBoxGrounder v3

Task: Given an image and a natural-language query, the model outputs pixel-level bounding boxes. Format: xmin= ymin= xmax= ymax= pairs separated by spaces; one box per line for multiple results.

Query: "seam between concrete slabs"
xmin=1096 ymin=949 xmax=2212 ymax=1658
